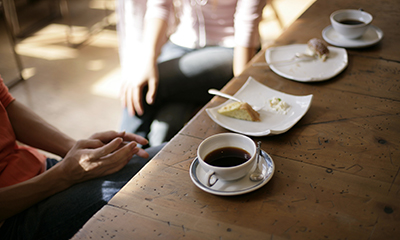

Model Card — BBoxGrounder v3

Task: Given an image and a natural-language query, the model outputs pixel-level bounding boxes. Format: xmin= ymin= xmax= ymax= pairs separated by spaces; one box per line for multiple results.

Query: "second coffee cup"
xmin=330 ymin=9 xmax=373 ymax=39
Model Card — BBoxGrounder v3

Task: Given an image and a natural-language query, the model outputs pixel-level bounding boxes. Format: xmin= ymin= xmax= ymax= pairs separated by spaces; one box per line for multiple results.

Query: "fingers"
xmin=81 ymin=137 xmax=149 ymax=164
xmin=120 ymin=81 xmax=140 ymax=116
xmin=107 ymin=140 xmax=150 ymax=160
xmin=146 ymin=77 xmax=158 ymax=105
xmin=121 ymin=132 xmax=149 ymax=146
xmin=120 ymin=71 xmax=158 ymax=116
xmin=92 ymin=141 xmax=138 ymax=174
xmin=88 ymin=131 xmax=149 ymax=153
xmin=133 ymin=84 xmax=144 ymax=116
xmin=135 ymin=148 xmax=150 ymax=159
xmin=97 ymin=144 xmax=149 ymax=177
xmin=123 ymin=83 xmax=143 ymax=116
xmin=90 ymin=137 xmax=124 ymax=159
xmin=76 ymin=138 xmax=105 ymax=149
xmin=94 ymin=138 xmax=150 ymax=164
xmin=90 ymin=131 xmax=124 ymax=142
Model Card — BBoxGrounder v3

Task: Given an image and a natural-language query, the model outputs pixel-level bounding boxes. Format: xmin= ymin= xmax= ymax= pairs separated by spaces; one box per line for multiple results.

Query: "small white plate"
xmin=206 ymin=77 xmax=313 ymax=136
xmin=322 ymin=25 xmax=383 ymax=48
xmin=189 ymin=150 xmax=275 ymax=196
xmin=265 ymin=44 xmax=348 ymax=82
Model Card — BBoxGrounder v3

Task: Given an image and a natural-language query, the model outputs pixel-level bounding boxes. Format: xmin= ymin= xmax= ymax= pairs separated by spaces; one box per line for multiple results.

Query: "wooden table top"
xmin=73 ymin=0 xmax=399 ymax=239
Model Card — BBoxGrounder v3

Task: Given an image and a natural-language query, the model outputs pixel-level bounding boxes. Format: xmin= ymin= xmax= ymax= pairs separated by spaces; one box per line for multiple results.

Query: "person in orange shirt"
xmin=0 ymin=76 xmax=164 ymax=239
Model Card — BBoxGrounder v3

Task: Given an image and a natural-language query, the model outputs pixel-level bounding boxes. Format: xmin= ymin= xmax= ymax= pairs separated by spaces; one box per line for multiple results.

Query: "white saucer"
xmin=189 ymin=150 xmax=275 ymax=196
xmin=322 ymin=25 xmax=383 ymax=48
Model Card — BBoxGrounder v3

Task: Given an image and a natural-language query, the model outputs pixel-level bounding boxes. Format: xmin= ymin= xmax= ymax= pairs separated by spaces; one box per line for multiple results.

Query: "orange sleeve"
xmin=0 ymin=76 xmax=46 ymax=187
xmin=0 ymin=76 xmax=15 ymax=107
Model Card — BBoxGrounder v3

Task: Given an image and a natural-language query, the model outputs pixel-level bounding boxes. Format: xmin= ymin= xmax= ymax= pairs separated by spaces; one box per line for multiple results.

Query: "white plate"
xmin=265 ymin=44 xmax=348 ymax=82
xmin=189 ymin=150 xmax=275 ymax=196
xmin=206 ymin=77 xmax=313 ymax=136
xmin=322 ymin=25 xmax=383 ymax=48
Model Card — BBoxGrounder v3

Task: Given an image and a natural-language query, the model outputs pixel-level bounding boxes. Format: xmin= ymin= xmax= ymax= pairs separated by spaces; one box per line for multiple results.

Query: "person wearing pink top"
xmin=0 ymin=76 xmax=164 ymax=239
xmin=118 ymin=0 xmax=266 ymax=146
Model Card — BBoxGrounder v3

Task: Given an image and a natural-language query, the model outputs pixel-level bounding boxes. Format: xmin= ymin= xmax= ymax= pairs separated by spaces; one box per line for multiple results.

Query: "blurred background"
xmin=1 ymin=0 xmax=314 ymax=143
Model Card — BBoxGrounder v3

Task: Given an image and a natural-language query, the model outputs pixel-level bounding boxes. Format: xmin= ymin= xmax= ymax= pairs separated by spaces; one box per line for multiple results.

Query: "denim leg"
xmin=157 ymin=41 xmax=192 ymax=63
xmin=156 ymin=45 xmax=234 ymax=103
xmin=0 ymin=144 xmax=165 ymax=240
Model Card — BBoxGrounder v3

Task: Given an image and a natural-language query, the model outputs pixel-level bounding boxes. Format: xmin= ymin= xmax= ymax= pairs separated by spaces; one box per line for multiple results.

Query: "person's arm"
xmin=120 ymin=17 xmax=168 ymax=116
xmin=233 ymin=45 xmax=257 ymax=76
xmin=1 ymin=97 xmax=151 ymax=221
xmin=6 ymin=99 xmax=150 ymax=158
xmin=6 ymin=99 xmax=76 ymax=158
xmin=0 ymin=134 xmax=142 ymax=222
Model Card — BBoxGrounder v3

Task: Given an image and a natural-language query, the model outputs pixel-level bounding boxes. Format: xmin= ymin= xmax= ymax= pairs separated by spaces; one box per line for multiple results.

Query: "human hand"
xmin=120 ymin=60 xmax=159 ymax=116
xmin=58 ymin=133 xmax=146 ymax=185
xmin=89 ymin=131 xmax=149 ymax=159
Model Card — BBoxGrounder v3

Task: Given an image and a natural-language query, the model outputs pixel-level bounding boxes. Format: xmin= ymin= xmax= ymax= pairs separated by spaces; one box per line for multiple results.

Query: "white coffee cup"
xmin=330 ymin=9 xmax=373 ymax=39
xmin=197 ymin=133 xmax=256 ymax=187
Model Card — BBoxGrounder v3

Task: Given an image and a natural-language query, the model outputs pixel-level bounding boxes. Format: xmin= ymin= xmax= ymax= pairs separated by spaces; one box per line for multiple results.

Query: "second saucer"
xmin=322 ymin=25 xmax=383 ymax=48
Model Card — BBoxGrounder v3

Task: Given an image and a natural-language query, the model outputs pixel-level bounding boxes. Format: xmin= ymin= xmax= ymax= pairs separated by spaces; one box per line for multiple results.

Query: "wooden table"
xmin=73 ymin=0 xmax=399 ymax=239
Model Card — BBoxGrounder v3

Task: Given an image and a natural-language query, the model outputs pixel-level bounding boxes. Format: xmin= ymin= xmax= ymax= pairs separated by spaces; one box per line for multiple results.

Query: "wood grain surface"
xmin=72 ymin=0 xmax=399 ymax=239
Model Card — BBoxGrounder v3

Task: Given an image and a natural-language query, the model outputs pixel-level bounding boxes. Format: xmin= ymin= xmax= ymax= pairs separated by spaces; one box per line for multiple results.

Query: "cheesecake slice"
xmin=218 ymin=102 xmax=261 ymax=122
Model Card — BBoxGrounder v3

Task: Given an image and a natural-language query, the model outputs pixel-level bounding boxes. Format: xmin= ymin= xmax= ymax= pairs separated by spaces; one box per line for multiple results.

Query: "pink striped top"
xmin=145 ymin=0 xmax=266 ymax=49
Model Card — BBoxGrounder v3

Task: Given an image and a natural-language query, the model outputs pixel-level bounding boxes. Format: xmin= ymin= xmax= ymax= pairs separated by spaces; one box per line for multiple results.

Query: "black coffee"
xmin=204 ymin=147 xmax=251 ymax=167
xmin=339 ymin=19 xmax=364 ymax=25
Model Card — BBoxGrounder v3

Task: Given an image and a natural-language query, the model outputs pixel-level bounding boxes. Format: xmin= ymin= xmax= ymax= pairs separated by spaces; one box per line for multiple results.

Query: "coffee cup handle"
xmin=205 ymin=170 xmax=218 ymax=187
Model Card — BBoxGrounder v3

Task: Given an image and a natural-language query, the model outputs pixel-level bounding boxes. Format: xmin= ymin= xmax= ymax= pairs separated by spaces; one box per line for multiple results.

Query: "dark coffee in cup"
xmin=204 ymin=147 xmax=251 ymax=167
xmin=339 ymin=19 xmax=364 ymax=25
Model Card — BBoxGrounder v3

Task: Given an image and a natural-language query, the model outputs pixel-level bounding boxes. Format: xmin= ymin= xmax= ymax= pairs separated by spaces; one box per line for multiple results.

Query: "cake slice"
xmin=218 ymin=102 xmax=261 ymax=121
